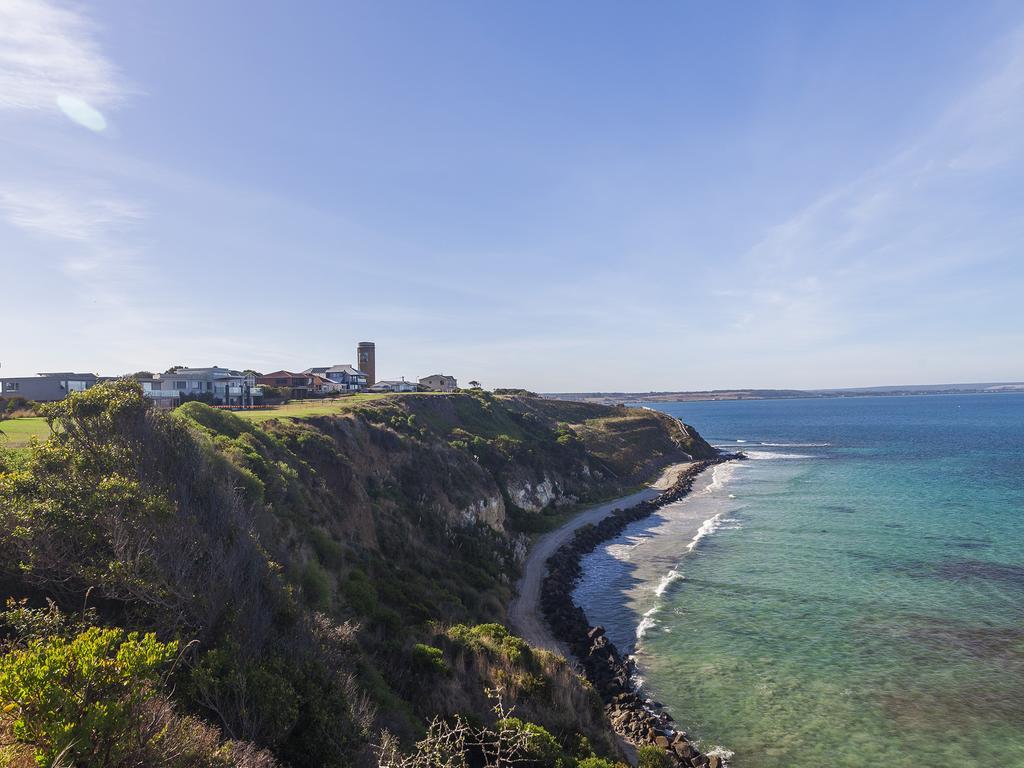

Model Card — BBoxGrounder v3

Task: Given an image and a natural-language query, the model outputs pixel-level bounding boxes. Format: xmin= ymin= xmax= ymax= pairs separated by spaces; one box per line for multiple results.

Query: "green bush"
xmin=309 ymin=527 xmax=344 ymax=569
xmin=450 ymin=623 xmax=531 ymax=665
xmin=0 ymin=626 xmax=177 ymax=767
xmin=497 ymin=717 xmax=572 ymax=768
xmin=301 ymin=560 xmax=332 ymax=609
xmin=637 ymin=745 xmax=673 ymax=768
xmin=577 ymin=759 xmax=628 ymax=768
xmin=342 ymin=570 xmax=378 ymax=615
xmin=410 ymin=643 xmax=449 ymax=675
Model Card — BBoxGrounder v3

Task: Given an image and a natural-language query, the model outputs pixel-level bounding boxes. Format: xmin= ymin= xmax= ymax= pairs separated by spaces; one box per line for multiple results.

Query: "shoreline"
xmin=508 ymin=461 xmax=693 ymax=657
xmin=535 ymin=457 xmax=739 ymax=768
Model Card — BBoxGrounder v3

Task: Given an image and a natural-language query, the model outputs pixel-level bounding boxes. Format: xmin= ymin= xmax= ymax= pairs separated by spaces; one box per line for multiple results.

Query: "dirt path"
xmin=508 ymin=462 xmax=692 ymax=656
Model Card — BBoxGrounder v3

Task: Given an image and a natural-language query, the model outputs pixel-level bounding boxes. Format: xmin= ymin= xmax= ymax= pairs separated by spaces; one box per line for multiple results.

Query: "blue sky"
xmin=2 ymin=0 xmax=1023 ymax=390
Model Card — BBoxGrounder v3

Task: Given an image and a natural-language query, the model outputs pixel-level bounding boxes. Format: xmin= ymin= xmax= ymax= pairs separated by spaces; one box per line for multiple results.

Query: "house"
xmin=256 ymin=370 xmax=312 ymax=399
xmin=303 ymin=364 xmax=368 ymax=391
xmin=145 ymin=367 xmax=262 ymax=407
xmin=0 ymin=372 xmax=98 ymax=402
xmin=310 ymin=374 xmax=347 ymax=394
xmin=367 ymin=379 xmax=418 ymax=393
xmin=418 ymin=374 xmax=458 ymax=392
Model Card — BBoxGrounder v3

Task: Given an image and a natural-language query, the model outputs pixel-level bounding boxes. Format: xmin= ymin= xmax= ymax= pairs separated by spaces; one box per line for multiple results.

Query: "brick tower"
xmin=357 ymin=341 xmax=375 ymax=386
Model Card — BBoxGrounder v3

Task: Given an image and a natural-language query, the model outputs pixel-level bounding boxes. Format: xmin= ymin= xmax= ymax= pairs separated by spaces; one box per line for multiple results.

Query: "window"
xmin=174 ymin=380 xmax=187 ymax=390
xmin=3 ymin=382 xmax=19 ymax=392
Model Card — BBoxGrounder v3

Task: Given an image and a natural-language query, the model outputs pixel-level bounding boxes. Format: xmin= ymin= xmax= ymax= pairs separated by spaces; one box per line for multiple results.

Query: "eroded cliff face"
xmin=0 ymin=384 xmax=719 ymax=768
xmin=251 ymin=392 xmax=715 ymax=545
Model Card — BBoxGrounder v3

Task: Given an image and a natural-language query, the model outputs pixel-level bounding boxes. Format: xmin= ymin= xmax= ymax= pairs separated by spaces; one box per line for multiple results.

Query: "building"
xmin=367 ymin=379 xmax=418 ymax=393
xmin=419 ymin=374 xmax=458 ymax=392
xmin=145 ymin=367 xmax=261 ymax=407
xmin=310 ymin=374 xmax=347 ymax=394
xmin=357 ymin=342 xmax=376 ymax=386
xmin=256 ymin=370 xmax=312 ymax=399
xmin=303 ymin=364 xmax=367 ymax=391
xmin=0 ymin=372 xmax=98 ymax=402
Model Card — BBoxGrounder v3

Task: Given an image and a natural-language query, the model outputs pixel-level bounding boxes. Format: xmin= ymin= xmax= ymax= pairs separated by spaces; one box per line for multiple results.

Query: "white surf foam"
xmin=654 ymin=568 xmax=684 ymax=596
xmin=636 ymin=606 xmax=660 ymax=639
xmin=687 ymin=511 xmax=727 ymax=551
xmin=704 ymin=460 xmax=741 ymax=493
xmin=760 ymin=441 xmax=830 ymax=447
xmin=706 ymin=745 xmax=735 ymax=761
xmin=744 ymin=450 xmax=813 ymax=460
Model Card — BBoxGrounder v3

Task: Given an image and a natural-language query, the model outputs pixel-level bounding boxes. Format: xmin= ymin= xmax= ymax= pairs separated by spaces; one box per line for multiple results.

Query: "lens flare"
xmin=56 ymin=94 xmax=107 ymax=132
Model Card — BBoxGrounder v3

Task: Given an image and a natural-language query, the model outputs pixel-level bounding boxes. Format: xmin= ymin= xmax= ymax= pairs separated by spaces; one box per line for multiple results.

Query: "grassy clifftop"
xmin=0 ymin=383 xmax=716 ymax=768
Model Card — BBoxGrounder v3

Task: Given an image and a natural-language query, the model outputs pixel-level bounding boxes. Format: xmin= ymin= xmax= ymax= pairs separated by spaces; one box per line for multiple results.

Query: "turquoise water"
xmin=573 ymin=393 xmax=1024 ymax=767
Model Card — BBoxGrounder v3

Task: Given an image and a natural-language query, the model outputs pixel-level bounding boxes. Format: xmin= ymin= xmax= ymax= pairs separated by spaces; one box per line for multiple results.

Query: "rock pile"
xmin=540 ymin=458 xmax=734 ymax=768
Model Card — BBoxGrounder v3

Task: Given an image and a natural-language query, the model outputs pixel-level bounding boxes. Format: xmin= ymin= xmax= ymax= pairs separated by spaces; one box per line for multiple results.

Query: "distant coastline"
xmin=545 ymin=381 xmax=1024 ymax=405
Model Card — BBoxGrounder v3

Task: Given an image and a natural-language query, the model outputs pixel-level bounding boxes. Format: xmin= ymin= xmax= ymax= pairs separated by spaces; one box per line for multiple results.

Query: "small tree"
xmin=468 ymin=381 xmax=482 ymax=390
xmin=0 ymin=626 xmax=178 ymax=767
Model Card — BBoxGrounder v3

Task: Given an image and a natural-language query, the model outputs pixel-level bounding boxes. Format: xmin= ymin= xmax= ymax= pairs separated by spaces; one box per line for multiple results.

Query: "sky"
xmin=1 ymin=0 xmax=1023 ymax=391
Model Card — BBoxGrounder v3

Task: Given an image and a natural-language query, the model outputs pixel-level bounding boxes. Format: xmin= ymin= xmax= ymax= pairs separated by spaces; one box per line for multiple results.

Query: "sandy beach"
xmin=508 ymin=461 xmax=693 ymax=656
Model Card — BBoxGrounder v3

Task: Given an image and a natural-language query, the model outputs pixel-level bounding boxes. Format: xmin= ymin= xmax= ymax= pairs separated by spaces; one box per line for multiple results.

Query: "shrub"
xmin=301 ymin=560 xmax=332 ymax=609
xmin=0 ymin=626 xmax=178 ymax=767
xmin=309 ymin=527 xmax=344 ymax=569
xmin=410 ymin=643 xmax=449 ymax=675
xmin=495 ymin=717 xmax=572 ymax=768
xmin=637 ymin=745 xmax=672 ymax=768
xmin=342 ymin=570 xmax=378 ymax=615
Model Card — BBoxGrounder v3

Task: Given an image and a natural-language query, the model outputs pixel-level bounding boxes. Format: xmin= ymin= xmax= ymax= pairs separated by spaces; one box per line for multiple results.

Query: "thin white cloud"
xmin=0 ymin=186 xmax=143 ymax=242
xmin=729 ymin=26 xmax=1024 ymax=344
xmin=0 ymin=0 xmax=127 ymax=127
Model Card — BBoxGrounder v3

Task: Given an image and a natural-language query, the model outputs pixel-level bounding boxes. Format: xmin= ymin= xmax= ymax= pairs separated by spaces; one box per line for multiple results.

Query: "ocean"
xmin=572 ymin=393 xmax=1024 ymax=767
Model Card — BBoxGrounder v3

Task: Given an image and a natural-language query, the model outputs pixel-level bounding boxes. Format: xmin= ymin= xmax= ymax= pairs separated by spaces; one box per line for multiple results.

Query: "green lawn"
xmin=231 ymin=394 xmax=393 ymax=423
xmin=0 ymin=393 xmax=440 ymax=441
xmin=0 ymin=417 xmax=51 ymax=448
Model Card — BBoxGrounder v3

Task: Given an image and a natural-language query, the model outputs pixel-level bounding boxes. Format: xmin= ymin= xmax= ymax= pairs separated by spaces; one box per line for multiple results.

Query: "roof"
xmin=420 ymin=374 xmax=456 ymax=381
xmin=260 ymin=370 xmax=307 ymax=379
xmin=157 ymin=367 xmax=245 ymax=380
xmin=36 ymin=372 xmax=97 ymax=378
xmin=303 ymin=365 xmax=365 ymax=376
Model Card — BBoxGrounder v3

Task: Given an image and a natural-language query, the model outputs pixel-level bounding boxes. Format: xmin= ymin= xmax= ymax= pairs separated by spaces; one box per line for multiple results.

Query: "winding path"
xmin=508 ymin=462 xmax=692 ymax=656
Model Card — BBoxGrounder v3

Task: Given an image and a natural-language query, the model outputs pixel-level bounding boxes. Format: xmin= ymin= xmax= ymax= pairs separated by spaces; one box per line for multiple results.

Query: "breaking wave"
xmin=654 ymin=568 xmax=684 ymax=596
xmin=744 ymin=450 xmax=813 ymax=460
xmin=760 ymin=441 xmax=831 ymax=447
xmin=636 ymin=606 xmax=660 ymax=639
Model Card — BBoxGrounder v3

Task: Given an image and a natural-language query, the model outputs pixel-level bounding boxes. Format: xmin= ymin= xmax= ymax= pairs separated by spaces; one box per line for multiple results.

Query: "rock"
xmin=673 ymin=742 xmax=697 ymax=760
xmin=708 ymin=757 xmax=722 ymax=768
xmin=588 ymin=625 xmax=605 ymax=639
xmin=654 ymin=735 xmax=670 ymax=749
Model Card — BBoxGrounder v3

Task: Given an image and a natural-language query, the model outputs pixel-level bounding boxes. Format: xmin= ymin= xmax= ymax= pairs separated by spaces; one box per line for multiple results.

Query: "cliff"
xmin=0 ymin=383 xmax=717 ymax=768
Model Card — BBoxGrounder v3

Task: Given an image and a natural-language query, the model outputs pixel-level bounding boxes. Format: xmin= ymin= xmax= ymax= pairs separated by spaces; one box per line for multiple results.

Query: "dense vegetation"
xmin=0 ymin=382 xmax=715 ymax=767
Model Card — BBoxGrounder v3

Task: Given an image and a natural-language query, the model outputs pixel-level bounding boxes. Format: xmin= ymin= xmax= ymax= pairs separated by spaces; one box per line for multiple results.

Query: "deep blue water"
xmin=573 ymin=393 xmax=1024 ymax=767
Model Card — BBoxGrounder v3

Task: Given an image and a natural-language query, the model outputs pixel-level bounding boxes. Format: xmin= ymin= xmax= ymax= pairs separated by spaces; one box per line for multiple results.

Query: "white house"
xmin=367 ymin=379 xmax=418 ymax=393
xmin=418 ymin=374 xmax=457 ymax=392
xmin=145 ymin=367 xmax=261 ymax=407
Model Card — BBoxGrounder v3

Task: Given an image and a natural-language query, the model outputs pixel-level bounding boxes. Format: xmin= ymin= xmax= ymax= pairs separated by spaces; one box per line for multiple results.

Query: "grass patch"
xmin=231 ymin=395 xmax=390 ymax=423
xmin=0 ymin=417 xmax=50 ymax=448
xmin=231 ymin=392 xmax=447 ymax=424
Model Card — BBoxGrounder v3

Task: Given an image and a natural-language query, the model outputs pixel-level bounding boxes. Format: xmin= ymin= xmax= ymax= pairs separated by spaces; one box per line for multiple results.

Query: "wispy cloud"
xmin=0 ymin=187 xmax=143 ymax=243
xmin=0 ymin=0 xmax=127 ymax=114
xmin=728 ymin=26 xmax=1024 ymax=345
xmin=0 ymin=0 xmax=150 ymax=349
